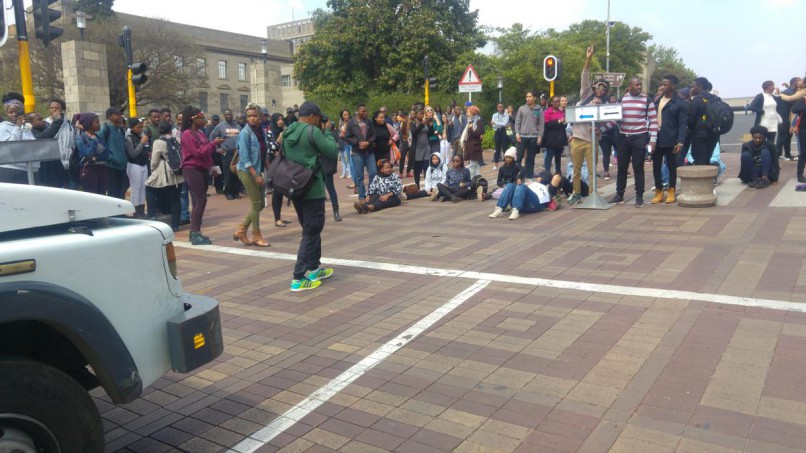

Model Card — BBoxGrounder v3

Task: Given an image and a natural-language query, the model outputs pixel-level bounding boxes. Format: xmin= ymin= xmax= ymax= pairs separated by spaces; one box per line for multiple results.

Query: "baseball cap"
xmin=298 ymin=101 xmax=323 ymax=117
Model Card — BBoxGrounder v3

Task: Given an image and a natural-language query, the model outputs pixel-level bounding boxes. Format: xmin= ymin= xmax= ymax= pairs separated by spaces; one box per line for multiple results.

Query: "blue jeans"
xmin=544 ymin=147 xmax=562 ymax=174
xmin=739 ymin=149 xmax=772 ymax=183
xmin=661 ymin=155 xmax=669 ymax=187
xmin=351 ymin=152 xmax=377 ymax=199
xmin=496 ymin=183 xmax=517 ymax=209
xmin=339 ymin=144 xmax=352 ymax=177
xmin=517 ymin=137 xmax=539 ymax=178
xmin=180 ymin=181 xmax=190 ymax=221
xmin=512 ymin=184 xmax=547 ymax=213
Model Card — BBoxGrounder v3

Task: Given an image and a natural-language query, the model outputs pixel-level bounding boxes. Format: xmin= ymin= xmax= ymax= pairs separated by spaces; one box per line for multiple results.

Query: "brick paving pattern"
xmin=98 ymin=151 xmax=806 ymax=452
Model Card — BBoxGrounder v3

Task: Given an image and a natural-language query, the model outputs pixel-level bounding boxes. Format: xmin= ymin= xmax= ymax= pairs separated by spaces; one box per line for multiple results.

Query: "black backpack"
xmin=702 ymin=95 xmax=734 ymax=135
xmin=158 ymin=137 xmax=183 ymax=175
xmin=267 ymin=125 xmax=320 ymax=199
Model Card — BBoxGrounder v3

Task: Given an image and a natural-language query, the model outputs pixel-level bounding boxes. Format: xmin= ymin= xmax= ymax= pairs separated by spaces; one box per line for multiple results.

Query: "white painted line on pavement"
xmin=226 ymin=279 xmax=490 ymax=453
xmin=716 ymin=177 xmax=747 ymax=206
xmin=176 ymin=242 xmax=806 ymax=313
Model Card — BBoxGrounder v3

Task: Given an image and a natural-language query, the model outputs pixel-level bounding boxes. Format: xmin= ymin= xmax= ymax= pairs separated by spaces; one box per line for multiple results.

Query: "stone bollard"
xmin=677 ymin=165 xmax=718 ymax=207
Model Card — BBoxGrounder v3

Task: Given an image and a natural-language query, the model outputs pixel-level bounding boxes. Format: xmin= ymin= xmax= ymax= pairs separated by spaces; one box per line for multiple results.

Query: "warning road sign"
xmin=459 ymin=64 xmax=482 ymax=86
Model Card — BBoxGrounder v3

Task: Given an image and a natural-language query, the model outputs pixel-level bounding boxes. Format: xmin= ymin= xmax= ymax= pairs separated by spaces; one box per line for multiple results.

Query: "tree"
xmin=0 ymin=13 xmax=206 ymax=113
xmin=70 ymin=0 xmax=116 ymax=19
xmin=648 ymin=44 xmax=697 ymax=93
xmin=294 ymin=0 xmax=486 ymax=102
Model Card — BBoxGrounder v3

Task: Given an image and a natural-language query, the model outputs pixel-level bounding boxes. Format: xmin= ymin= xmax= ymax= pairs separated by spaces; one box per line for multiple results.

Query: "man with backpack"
xmin=282 ymin=102 xmax=339 ymax=292
xmin=687 ymin=77 xmax=730 ymax=166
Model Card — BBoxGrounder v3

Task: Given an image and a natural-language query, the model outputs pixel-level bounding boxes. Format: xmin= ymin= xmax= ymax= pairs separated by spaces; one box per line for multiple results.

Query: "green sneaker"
xmin=305 ymin=268 xmax=334 ymax=282
xmin=291 ymin=278 xmax=321 ymax=292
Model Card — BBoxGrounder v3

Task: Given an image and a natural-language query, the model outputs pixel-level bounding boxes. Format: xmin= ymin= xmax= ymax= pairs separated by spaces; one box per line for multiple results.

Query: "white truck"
xmin=0 ymin=183 xmax=223 ymax=452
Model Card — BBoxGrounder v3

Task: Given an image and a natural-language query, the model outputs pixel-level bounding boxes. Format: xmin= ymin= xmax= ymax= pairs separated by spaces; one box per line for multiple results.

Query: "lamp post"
xmin=605 ymin=0 xmax=611 ymax=72
xmin=260 ymin=39 xmax=267 ymax=63
xmin=76 ymin=11 xmax=86 ymax=42
xmin=497 ymin=75 xmax=503 ymax=103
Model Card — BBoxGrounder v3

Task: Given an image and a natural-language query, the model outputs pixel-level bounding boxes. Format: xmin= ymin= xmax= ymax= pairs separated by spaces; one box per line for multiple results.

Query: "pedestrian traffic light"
xmin=32 ymin=0 xmax=63 ymax=48
xmin=543 ymin=55 xmax=562 ymax=82
xmin=130 ymin=62 xmax=148 ymax=86
xmin=428 ymin=77 xmax=437 ymax=89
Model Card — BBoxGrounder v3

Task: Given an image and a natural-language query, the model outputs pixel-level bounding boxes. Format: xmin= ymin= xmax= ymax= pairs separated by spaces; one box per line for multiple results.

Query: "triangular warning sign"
xmin=458 ymin=64 xmax=482 ymax=85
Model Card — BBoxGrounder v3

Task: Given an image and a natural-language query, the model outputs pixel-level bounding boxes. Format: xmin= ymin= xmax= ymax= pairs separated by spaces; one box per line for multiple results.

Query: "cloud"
xmin=470 ymin=0 xmax=589 ymax=31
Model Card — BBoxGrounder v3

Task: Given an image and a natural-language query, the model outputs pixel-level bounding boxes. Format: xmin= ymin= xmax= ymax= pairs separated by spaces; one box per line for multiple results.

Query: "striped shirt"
xmin=617 ymin=94 xmax=658 ymax=142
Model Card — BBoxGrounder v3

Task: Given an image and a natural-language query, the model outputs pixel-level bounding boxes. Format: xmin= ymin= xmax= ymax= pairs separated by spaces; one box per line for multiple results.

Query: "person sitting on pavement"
xmin=739 ymin=126 xmax=777 ymax=189
xmin=491 ymin=146 xmax=524 ymax=200
xmin=406 ymin=152 xmax=447 ymax=200
xmin=354 ymin=159 xmax=403 ymax=213
xmin=489 ymin=169 xmax=560 ymax=220
xmin=435 ymin=154 xmax=471 ymax=202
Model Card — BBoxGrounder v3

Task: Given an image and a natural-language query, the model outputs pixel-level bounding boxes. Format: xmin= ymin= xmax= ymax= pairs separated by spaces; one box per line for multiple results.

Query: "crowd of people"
xmin=3 ymin=43 xmax=806 ymax=290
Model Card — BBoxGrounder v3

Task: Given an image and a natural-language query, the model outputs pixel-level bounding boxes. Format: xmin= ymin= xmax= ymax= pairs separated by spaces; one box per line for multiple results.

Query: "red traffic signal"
xmin=543 ymin=55 xmax=562 ymax=82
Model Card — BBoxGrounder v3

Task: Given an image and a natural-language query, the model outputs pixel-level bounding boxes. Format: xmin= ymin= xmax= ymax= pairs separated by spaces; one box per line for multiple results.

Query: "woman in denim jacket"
xmin=233 ymin=104 xmax=271 ymax=247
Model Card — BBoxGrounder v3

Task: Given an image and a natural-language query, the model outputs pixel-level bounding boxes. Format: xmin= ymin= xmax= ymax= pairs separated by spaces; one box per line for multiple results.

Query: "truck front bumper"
xmin=167 ymin=294 xmax=224 ymax=373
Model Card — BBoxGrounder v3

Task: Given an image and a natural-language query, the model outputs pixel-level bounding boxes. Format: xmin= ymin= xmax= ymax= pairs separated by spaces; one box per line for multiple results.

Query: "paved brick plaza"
xmin=97 ymin=151 xmax=806 ymax=452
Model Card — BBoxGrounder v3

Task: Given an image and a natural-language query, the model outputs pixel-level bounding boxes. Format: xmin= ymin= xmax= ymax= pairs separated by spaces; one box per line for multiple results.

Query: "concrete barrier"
xmin=677 ymin=166 xmax=718 ymax=207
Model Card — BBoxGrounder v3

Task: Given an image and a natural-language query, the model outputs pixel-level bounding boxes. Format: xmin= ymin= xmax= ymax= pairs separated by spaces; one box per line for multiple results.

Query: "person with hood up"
xmin=354 ymin=159 xmax=403 ymax=213
xmin=282 ymin=102 xmax=338 ymax=292
xmin=405 ymin=152 xmax=447 ymax=200
xmin=461 ymin=105 xmax=485 ymax=177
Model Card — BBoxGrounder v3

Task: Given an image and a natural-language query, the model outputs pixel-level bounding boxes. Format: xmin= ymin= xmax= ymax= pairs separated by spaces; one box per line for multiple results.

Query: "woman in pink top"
xmin=543 ymin=96 xmax=568 ymax=174
xmin=180 ymin=105 xmax=224 ymax=245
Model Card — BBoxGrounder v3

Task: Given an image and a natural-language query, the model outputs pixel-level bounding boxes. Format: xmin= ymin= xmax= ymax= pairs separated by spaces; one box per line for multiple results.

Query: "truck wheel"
xmin=0 ymin=359 xmax=104 ymax=453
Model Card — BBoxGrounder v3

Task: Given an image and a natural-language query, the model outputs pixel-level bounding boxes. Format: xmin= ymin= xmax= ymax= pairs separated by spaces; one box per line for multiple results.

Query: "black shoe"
xmin=179 ymin=218 xmax=191 ymax=226
xmin=451 ymin=196 xmax=461 ymax=203
xmin=756 ymin=177 xmax=770 ymax=189
xmin=226 ymin=194 xmax=234 ymax=200
xmin=333 ymin=210 xmax=342 ymax=222
xmin=215 ymin=188 xmax=225 ymax=194
xmin=798 ymin=175 xmax=806 ymax=183
xmin=635 ymin=196 xmax=644 ymax=208
xmin=234 ymin=194 xmax=242 ymax=199
xmin=189 ymin=231 xmax=212 ymax=245
xmin=609 ymin=194 xmax=625 ymax=204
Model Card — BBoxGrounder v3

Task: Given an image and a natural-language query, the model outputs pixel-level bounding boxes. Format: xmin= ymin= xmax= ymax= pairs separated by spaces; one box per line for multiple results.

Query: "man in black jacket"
xmin=651 ymin=75 xmax=688 ymax=204
xmin=343 ymin=104 xmax=376 ymax=200
xmin=687 ymin=77 xmax=720 ymax=166
xmin=777 ymin=77 xmax=801 ymax=160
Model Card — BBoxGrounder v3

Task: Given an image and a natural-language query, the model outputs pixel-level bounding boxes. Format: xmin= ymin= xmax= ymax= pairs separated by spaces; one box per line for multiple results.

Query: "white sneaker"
xmin=399 ymin=192 xmax=407 ymax=201
xmin=429 ymin=191 xmax=439 ymax=201
xmin=508 ymin=208 xmax=520 ymax=220
xmin=493 ymin=166 xmax=498 ymax=170
xmin=489 ymin=207 xmax=503 ymax=218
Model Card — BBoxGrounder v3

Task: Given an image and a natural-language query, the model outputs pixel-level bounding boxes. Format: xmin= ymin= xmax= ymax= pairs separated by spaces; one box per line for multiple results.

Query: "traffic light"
xmin=32 ymin=0 xmax=63 ymax=48
xmin=426 ymin=77 xmax=437 ymax=89
xmin=543 ymin=55 xmax=562 ymax=82
xmin=130 ymin=62 xmax=147 ymax=86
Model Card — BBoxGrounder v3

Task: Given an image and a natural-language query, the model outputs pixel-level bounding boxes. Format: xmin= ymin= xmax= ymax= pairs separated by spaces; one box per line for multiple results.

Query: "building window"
xmin=220 ymin=93 xmax=229 ymax=111
xmin=240 ymin=95 xmax=248 ymax=112
xmin=199 ymin=92 xmax=208 ymax=112
xmin=238 ymin=63 xmax=247 ymax=82
xmin=281 ymin=75 xmax=291 ymax=87
xmin=197 ymin=58 xmax=206 ymax=77
xmin=218 ymin=60 xmax=227 ymax=79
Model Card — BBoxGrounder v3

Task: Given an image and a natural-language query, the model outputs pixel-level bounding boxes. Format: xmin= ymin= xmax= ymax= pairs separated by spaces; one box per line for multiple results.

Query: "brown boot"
xmin=251 ymin=229 xmax=270 ymax=247
xmin=666 ymin=187 xmax=676 ymax=203
xmin=233 ymin=224 xmax=252 ymax=245
xmin=650 ymin=188 xmax=664 ymax=204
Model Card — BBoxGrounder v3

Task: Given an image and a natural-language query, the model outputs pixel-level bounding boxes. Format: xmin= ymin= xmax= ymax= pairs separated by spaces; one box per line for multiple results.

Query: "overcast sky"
xmin=112 ymin=0 xmax=806 ymax=99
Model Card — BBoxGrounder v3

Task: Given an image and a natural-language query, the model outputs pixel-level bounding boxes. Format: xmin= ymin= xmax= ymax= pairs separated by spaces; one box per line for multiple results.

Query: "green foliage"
xmin=648 ymin=45 xmax=697 ymax=94
xmin=481 ymin=127 xmax=495 ymax=150
xmin=295 ymin=0 xmax=486 ymax=100
xmin=70 ymin=0 xmax=116 ymax=18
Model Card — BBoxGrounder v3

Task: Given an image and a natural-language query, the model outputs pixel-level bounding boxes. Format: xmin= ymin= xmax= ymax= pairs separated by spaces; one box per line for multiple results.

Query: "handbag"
xmin=390 ymin=142 xmax=401 ymax=163
xmin=266 ymin=125 xmax=319 ymax=199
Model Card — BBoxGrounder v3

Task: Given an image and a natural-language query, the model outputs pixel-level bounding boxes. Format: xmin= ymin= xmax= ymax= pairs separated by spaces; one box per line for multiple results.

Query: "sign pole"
xmin=573 ymin=120 xmax=611 ymax=209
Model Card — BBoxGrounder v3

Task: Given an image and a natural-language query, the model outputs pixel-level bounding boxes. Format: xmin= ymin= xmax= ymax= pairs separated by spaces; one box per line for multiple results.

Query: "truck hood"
xmin=0 ymin=183 xmax=134 ymax=233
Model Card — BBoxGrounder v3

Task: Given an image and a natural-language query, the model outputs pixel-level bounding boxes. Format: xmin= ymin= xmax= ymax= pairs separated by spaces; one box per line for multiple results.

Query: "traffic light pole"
xmin=423 ymin=55 xmax=429 ymax=106
xmin=12 ymin=0 xmax=35 ymax=113
xmin=549 ymin=81 xmax=554 ymax=99
xmin=121 ymin=26 xmax=138 ymax=118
